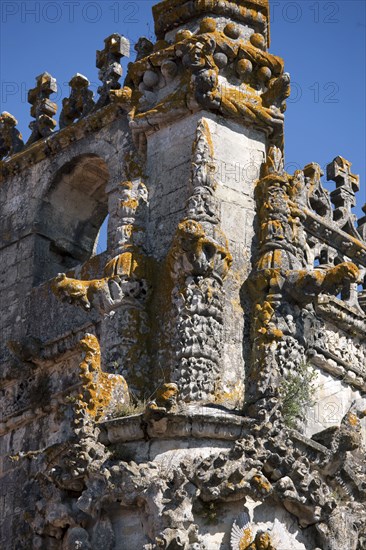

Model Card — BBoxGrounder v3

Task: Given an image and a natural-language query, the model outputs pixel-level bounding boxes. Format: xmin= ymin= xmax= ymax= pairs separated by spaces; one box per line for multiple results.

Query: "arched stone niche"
xmin=34 ymin=154 xmax=110 ymax=284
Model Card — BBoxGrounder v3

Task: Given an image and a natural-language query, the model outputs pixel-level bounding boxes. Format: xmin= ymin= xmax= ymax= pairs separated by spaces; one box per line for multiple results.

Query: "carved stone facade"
xmin=0 ymin=1 xmax=365 ymax=549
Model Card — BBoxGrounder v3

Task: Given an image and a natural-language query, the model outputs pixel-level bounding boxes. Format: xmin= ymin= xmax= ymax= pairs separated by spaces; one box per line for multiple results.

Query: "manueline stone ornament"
xmin=0 ymin=1 xmax=366 ymax=549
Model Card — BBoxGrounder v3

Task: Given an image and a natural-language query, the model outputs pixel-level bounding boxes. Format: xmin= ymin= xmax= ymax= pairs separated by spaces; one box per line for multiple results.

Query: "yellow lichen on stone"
xmin=345 ymin=412 xmax=359 ymax=427
xmin=104 ymin=248 xmax=148 ymax=279
xmin=78 ymin=333 xmax=129 ymax=421
xmin=214 ymin=381 xmax=244 ymax=407
xmin=51 ymin=273 xmax=110 ymax=311
xmin=239 ymin=527 xmax=254 ymax=550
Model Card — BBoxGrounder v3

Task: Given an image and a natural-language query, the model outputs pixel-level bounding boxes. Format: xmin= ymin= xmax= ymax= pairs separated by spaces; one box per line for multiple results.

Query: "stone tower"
xmin=1 ymin=1 xmax=366 ymax=548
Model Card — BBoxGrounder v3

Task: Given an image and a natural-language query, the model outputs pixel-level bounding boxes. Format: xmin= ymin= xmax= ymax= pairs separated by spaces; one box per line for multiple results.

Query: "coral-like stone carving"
xmin=17 ymin=379 xmax=366 ymax=548
xmin=2 ymin=1 xmax=366 ymax=549
xmin=165 ymin=120 xmax=233 ymax=402
xmin=27 ymin=72 xmax=58 ymax=144
xmin=59 ymin=74 xmax=95 ymax=128
xmin=0 ymin=112 xmax=24 ymax=159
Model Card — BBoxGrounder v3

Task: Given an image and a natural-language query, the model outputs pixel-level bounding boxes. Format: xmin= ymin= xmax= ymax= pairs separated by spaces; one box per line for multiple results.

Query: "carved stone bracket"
xmin=76 ymin=333 xmax=129 ymax=421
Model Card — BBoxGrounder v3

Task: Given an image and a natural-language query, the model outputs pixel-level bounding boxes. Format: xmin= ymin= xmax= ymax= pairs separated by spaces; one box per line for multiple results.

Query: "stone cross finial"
xmin=59 ymin=74 xmax=95 ymax=128
xmin=95 ymin=33 xmax=130 ymax=109
xmin=327 ymin=156 xmax=359 ymax=192
xmin=0 ymin=112 xmax=24 ymax=159
xmin=327 ymin=156 xmax=359 ymax=235
xmin=27 ymin=72 xmax=57 ymax=145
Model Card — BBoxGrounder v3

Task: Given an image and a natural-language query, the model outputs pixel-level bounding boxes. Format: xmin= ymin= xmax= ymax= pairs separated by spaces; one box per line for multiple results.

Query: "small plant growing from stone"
xmin=280 ymin=362 xmax=316 ymax=429
xmin=109 ymin=398 xmax=147 ymax=418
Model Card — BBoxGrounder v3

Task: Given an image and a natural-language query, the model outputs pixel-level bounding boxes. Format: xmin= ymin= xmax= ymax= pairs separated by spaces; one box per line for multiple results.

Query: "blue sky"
xmin=1 ymin=0 xmax=365 ymax=236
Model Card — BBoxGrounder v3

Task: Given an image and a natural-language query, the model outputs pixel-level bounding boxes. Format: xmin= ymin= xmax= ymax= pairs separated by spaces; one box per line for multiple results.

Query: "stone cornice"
xmin=0 ymin=103 xmax=126 ymax=182
xmin=102 ymin=407 xmax=251 ymax=443
xmin=153 ymin=0 xmax=270 ymax=45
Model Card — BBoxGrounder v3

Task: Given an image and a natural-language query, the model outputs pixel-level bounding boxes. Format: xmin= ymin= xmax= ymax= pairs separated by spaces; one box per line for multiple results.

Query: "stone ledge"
xmin=102 ymin=406 xmax=251 ymax=444
xmin=316 ymin=295 xmax=366 ymax=336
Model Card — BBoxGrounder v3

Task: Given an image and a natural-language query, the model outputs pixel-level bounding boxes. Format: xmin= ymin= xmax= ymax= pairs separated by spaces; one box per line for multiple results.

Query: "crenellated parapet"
xmin=27 ymin=72 xmax=58 ymax=145
xmin=59 ymin=74 xmax=95 ymax=128
xmin=0 ymin=1 xmax=286 ymax=170
xmin=95 ymin=33 xmax=130 ymax=109
xmin=0 ymin=33 xmax=131 ymax=168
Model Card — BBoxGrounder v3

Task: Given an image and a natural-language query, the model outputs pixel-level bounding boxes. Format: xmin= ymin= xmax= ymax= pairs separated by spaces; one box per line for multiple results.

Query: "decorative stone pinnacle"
xmin=95 ymin=33 xmax=130 ymax=109
xmin=0 ymin=111 xmax=24 ymax=160
xmin=59 ymin=73 xmax=95 ymax=128
xmin=134 ymin=37 xmax=154 ymax=61
xmin=327 ymin=155 xmax=360 ymax=193
xmin=327 ymin=156 xmax=360 ymax=236
xmin=27 ymin=72 xmax=58 ymax=145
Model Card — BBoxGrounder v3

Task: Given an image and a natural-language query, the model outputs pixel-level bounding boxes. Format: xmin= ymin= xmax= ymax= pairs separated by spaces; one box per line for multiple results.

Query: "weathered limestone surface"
xmin=1 ymin=0 xmax=366 ymax=549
